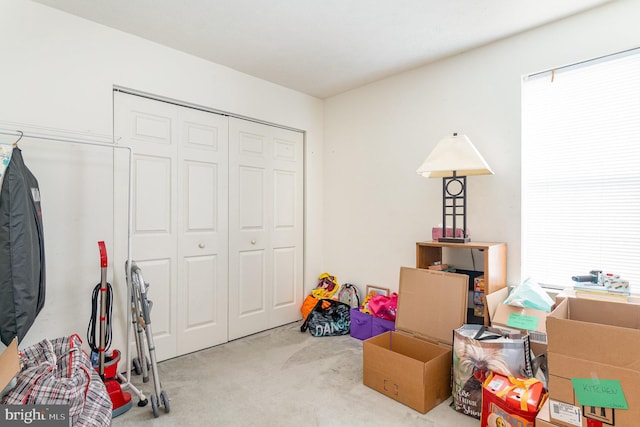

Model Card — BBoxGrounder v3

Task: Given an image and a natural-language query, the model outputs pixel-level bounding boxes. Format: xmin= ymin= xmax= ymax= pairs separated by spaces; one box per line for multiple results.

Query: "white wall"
xmin=3 ymin=0 xmax=639 ymax=351
xmin=323 ymin=0 xmax=640 ymax=290
xmin=0 ymin=0 xmax=324 ymax=349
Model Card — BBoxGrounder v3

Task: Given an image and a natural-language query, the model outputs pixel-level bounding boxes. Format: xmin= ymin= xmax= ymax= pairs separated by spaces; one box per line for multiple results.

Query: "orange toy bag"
xmin=480 ymin=372 xmax=547 ymax=427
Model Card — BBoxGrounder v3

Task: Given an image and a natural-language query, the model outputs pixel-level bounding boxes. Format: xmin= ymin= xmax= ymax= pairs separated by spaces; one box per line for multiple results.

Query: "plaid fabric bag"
xmin=1 ymin=334 xmax=112 ymax=427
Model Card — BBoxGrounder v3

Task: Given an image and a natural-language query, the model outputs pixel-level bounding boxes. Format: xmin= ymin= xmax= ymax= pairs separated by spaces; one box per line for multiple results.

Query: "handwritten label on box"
xmin=506 ymin=313 xmax=539 ymax=331
xmin=571 ymin=378 xmax=628 ymax=409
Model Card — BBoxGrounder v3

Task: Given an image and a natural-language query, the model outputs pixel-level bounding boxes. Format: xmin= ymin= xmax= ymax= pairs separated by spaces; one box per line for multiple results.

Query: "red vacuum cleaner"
xmin=88 ymin=241 xmax=133 ymax=417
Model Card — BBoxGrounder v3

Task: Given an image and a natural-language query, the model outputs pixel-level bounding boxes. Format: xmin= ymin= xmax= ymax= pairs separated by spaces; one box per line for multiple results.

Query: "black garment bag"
xmin=0 ymin=147 xmax=46 ymax=346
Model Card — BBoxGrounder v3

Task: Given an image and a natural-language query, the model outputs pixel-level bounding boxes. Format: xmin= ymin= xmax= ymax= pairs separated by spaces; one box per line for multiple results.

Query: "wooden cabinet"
xmin=416 ymin=241 xmax=506 ymax=324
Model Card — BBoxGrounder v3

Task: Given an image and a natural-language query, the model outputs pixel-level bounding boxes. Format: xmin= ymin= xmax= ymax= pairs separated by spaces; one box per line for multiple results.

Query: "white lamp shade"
xmin=416 ymin=133 xmax=494 ymax=178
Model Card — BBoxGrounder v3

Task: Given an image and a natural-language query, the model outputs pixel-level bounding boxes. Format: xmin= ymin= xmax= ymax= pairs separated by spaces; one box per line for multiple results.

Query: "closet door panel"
xmin=116 ymin=92 xmax=230 ymax=359
xmin=236 ymin=164 xmax=267 ymax=318
xmin=184 ymin=254 xmax=217 ymax=325
xmin=237 ymin=250 xmax=266 ymax=316
xmin=270 ymin=171 xmax=297 ymax=316
xmin=229 ymin=126 xmax=269 ymax=338
xmin=229 ymin=118 xmax=303 ymax=339
xmin=115 ymin=92 xmax=179 ymax=360
xmin=272 ymin=170 xmax=296 ymax=246
xmin=131 ymin=112 xmax=172 ymax=145
xmin=132 ymin=155 xmax=174 ymax=256
xmin=239 ymin=166 xmax=265 ymax=228
xmin=177 ymin=107 xmax=228 ymax=354
xmin=269 ymin=127 xmax=304 ymax=326
xmin=273 ymin=247 xmax=296 ymax=307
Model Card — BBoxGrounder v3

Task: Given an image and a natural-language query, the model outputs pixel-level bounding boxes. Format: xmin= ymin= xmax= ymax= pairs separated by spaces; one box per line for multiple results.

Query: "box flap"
xmin=548 ymin=296 xmax=569 ymax=320
xmin=486 ymin=287 xmax=509 ymax=321
xmin=547 ymin=297 xmax=640 ymax=369
xmin=567 ymin=296 xmax=640 ymax=328
xmin=0 ymin=337 xmax=20 ymax=393
xmin=396 ymin=267 xmax=467 ymax=346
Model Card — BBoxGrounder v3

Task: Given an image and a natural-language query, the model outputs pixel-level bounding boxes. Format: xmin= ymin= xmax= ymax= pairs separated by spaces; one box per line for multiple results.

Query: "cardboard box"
xmin=363 ymin=266 xmax=467 ymax=413
xmin=0 ymin=338 xmax=20 ymax=397
xmin=546 ymin=297 xmax=640 ymax=427
xmin=536 ymin=400 xmax=562 ymax=427
xmin=486 ymin=287 xmax=551 ymax=346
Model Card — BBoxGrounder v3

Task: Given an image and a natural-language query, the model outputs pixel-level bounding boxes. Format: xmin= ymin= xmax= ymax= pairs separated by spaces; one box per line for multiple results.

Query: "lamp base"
xmin=438 ymin=237 xmax=470 ymax=243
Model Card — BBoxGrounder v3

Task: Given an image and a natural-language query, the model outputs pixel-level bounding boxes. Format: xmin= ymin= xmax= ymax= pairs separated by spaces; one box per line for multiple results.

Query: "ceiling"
xmin=32 ymin=0 xmax=613 ymax=99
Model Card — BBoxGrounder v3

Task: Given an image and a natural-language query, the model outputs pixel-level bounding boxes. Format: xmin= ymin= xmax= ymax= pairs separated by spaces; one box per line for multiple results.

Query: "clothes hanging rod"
xmin=0 ymin=128 xmax=126 ymax=151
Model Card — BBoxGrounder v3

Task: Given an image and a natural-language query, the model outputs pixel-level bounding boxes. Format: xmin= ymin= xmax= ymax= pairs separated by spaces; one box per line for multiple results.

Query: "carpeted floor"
xmin=112 ymin=322 xmax=479 ymax=426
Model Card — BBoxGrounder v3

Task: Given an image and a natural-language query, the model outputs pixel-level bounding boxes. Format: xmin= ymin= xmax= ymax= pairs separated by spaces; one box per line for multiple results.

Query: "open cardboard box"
xmin=0 ymin=338 xmax=20 ymax=397
xmin=486 ymin=287 xmax=551 ymax=357
xmin=363 ymin=266 xmax=467 ymax=413
xmin=546 ymin=297 xmax=640 ymax=427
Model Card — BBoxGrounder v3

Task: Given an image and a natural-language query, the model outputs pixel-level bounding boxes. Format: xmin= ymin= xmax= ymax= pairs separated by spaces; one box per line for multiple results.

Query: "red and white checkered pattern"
xmin=1 ymin=334 xmax=112 ymax=426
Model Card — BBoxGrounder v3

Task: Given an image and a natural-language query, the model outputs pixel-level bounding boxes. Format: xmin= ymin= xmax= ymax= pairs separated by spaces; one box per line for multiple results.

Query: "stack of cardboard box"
xmin=488 ymin=288 xmax=640 ymax=426
xmin=360 ymin=268 xmax=639 ymax=427
xmin=539 ymin=297 xmax=640 ymax=427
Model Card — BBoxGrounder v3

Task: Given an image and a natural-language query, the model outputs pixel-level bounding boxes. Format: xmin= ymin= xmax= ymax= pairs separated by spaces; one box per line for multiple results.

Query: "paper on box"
xmin=486 ymin=287 xmax=550 ymax=345
xmin=535 ymin=400 xmax=563 ymax=427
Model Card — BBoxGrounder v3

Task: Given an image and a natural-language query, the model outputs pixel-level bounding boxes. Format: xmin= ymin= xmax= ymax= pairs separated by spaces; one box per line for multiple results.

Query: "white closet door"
xmin=228 ymin=117 xmax=304 ymax=340
xmin=176 ymin=107 xmax=229 ymax=355
xmin=114 ymin=92 xmax=179 ymax=361
xmin=114 ymin=92 xmax=229 ymax=361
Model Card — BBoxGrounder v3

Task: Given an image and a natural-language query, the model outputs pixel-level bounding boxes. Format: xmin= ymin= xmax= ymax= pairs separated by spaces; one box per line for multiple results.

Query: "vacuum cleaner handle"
xmin=98 ymin=241 xmax=108 ymax=269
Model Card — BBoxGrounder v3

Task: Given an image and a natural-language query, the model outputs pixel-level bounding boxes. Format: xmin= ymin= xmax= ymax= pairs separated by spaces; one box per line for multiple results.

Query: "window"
xmin=521 ymin=48 xmax=640 ymax=293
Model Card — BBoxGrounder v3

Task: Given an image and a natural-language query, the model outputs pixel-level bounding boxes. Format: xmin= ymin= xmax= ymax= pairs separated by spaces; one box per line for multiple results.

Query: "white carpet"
xmin=112 ymin=322 xmax=479 ymax=426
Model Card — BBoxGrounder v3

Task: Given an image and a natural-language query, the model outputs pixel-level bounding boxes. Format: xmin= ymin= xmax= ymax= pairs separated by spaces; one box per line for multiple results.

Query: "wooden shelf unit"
xmin=416 ymin=241 xmax=507 ymax=324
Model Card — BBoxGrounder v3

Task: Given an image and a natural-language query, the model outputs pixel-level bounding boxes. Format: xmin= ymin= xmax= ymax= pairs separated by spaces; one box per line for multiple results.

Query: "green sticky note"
xmin=506 ymin=313 xmax=539 ymax=331
xmin=571 ymin=378 xmax=628 ymax=409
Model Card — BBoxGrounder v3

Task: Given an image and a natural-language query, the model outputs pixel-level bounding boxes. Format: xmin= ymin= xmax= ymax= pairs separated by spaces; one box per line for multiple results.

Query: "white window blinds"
xmin=521 ymin=48 xmax=640 ymax=293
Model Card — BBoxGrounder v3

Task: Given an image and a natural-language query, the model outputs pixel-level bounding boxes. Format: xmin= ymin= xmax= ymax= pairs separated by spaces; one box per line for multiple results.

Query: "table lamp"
xmin=416 ymin=133 xmax=493 ymax=243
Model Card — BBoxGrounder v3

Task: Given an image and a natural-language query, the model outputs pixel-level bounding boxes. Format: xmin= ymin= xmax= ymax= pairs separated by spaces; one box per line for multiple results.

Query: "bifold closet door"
xmin=176 ymin=106 xmax=229 ymax=355
xmin=114 ymin=92 xmax=229 ymax=361
xmin=228 ymin=117 xmax=304 ymax=340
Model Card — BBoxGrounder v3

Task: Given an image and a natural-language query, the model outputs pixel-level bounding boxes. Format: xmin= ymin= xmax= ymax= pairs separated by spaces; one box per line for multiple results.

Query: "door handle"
xmin=198 ymin=243 xmax=205 ymax=248
xmin=251 ymin=239 xmax=256 ymax=245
